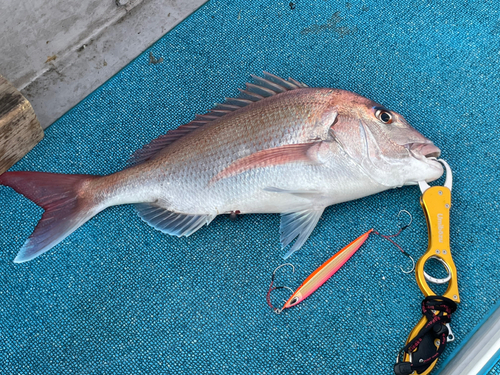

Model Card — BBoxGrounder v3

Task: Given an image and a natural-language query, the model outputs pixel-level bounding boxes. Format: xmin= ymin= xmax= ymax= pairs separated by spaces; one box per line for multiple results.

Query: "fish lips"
xmin=406 ymin=142 xmax=444 ymax=182
xmin=407 ymin=142 xmax=441 ymax=159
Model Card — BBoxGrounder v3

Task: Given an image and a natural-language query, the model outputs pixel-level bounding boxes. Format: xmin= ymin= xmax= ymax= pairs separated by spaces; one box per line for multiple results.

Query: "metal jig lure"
xmin=267 ymin=217 xmax=414 ymax=314
xmin=279 ymin=229 xmax=373 ymax=313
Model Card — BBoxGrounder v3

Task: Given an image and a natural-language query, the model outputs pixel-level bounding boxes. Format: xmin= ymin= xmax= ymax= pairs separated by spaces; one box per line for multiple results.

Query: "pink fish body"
xmin=0 ymin=73 xmax=443 ymax=262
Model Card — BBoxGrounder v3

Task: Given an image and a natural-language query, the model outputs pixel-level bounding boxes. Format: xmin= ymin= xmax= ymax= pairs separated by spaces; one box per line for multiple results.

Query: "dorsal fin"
xmin=127 ymin=73 xmax=309 ymax=166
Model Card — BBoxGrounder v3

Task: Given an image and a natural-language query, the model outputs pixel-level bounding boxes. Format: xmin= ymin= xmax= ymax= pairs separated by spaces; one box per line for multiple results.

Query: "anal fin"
xmin=135 ymin=203 xmax=215 ymax=237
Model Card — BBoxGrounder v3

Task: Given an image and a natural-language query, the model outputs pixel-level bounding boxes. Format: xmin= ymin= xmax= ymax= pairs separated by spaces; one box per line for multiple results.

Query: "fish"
xmin=0 ymin=73 xmax=443 ymax=263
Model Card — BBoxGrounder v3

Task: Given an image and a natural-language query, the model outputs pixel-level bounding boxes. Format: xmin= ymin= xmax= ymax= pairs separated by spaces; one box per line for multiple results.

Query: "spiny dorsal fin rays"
xmin=222 ymin=98 xmax=254 ymax=107
xmin=262 ymin=71 xmax=308 ymax=90
xmin=224 ymin=72 xmax=308 ymax=107
xmin=128 ymin=73 xmax=309 ymax=167
xmin=237 ymin=89 xmax=265 ymax=101
xmin=245 ymin=82 xmax=276 ymax=98
xmin=251 ymin=75 xmax=287 ymax=93
xmin=288 ymin=77 xmax=309 ymax=88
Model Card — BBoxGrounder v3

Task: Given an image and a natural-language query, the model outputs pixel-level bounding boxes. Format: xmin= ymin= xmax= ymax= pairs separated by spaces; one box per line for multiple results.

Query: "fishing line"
xmin=372 ymin=209 xmax=415 ymax=274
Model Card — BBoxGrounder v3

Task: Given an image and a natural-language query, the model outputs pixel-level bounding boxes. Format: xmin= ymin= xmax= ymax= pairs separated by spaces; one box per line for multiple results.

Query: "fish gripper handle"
xmin=394 ymin=296 xmax=457 ymax=375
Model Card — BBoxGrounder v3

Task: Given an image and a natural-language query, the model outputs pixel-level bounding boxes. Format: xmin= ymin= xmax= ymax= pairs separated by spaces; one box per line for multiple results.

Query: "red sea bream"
xmin=0 ymin=73 xmax=443 ymax=262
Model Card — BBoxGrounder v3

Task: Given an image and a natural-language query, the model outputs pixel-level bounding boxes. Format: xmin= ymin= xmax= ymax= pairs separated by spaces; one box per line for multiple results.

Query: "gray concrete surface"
xmin=0 ymin=0 xmax=207 ymax=129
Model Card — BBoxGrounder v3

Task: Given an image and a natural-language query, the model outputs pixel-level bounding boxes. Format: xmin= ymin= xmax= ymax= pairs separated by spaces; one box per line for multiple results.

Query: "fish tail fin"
xmin=0 ymin=171 xmax=101 ymax=263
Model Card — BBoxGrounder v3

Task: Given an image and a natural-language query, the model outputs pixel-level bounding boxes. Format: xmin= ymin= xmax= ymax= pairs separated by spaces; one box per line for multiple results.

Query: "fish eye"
xmin=290 ymin=297 xmax=299 ymax=305
xmin=375 ymin=109 xmax=393 ymax=124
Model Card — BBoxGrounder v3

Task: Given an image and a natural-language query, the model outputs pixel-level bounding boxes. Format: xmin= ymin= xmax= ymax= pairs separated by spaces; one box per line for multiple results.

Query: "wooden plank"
xmin=0 ymin=74 xmax=44 ymax=174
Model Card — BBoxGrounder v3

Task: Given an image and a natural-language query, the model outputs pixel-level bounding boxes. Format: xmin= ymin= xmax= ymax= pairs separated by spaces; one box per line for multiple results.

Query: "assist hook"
xmin=400 ymin=252 xmax=416 ymax=275
xmin=397 ymin=209 xmax=413 ymax=230
xmin=397 ymin=210 xmax=415 ymax=274
xmin=373 ymin=210 xmax=415 ymax=274
xmin=267 ymin=263 xmax=295 ymax=314
xmin=272 ymin=263 xmax=295 ymax=279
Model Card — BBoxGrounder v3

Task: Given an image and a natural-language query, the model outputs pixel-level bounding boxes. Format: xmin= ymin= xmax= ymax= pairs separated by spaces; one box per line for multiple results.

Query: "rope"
xmin=394 ymin=296 xmax=458 ymax=375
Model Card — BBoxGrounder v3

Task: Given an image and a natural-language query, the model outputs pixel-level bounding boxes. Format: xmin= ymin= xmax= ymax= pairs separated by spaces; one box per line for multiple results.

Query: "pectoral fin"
xmin=210 ymin=143 xmax=321 ymax=184
xmin=279 ymin=207 xmax=325 ymax=258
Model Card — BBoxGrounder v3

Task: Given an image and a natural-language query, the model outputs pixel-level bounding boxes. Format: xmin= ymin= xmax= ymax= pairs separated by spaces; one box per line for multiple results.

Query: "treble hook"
xmin=397 ymin=209 xmax=413 ymax=230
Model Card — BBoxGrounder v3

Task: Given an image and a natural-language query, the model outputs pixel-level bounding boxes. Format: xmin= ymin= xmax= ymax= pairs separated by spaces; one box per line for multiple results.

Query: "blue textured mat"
xmin=1 ymin=1 xmax=499 ymax=374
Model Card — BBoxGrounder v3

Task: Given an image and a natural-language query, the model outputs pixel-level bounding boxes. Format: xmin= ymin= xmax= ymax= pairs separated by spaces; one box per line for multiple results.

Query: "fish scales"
xmin=0 ymin=74 xmax=443 ymax=262
xmin=135 ymin=89 xmax=338 ymax=212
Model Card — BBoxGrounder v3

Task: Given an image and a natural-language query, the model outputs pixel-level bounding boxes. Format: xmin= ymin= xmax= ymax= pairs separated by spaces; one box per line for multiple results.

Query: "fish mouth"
xmin=407 ymin=142 xmax=441 ymax=159
xmin=403 ymin=142 xmax=443 ymax=185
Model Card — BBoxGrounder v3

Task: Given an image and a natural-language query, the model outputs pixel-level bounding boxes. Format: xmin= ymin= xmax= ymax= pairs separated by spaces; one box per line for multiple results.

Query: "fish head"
xmin=330 ymin=90 xmax=443 ymax=187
